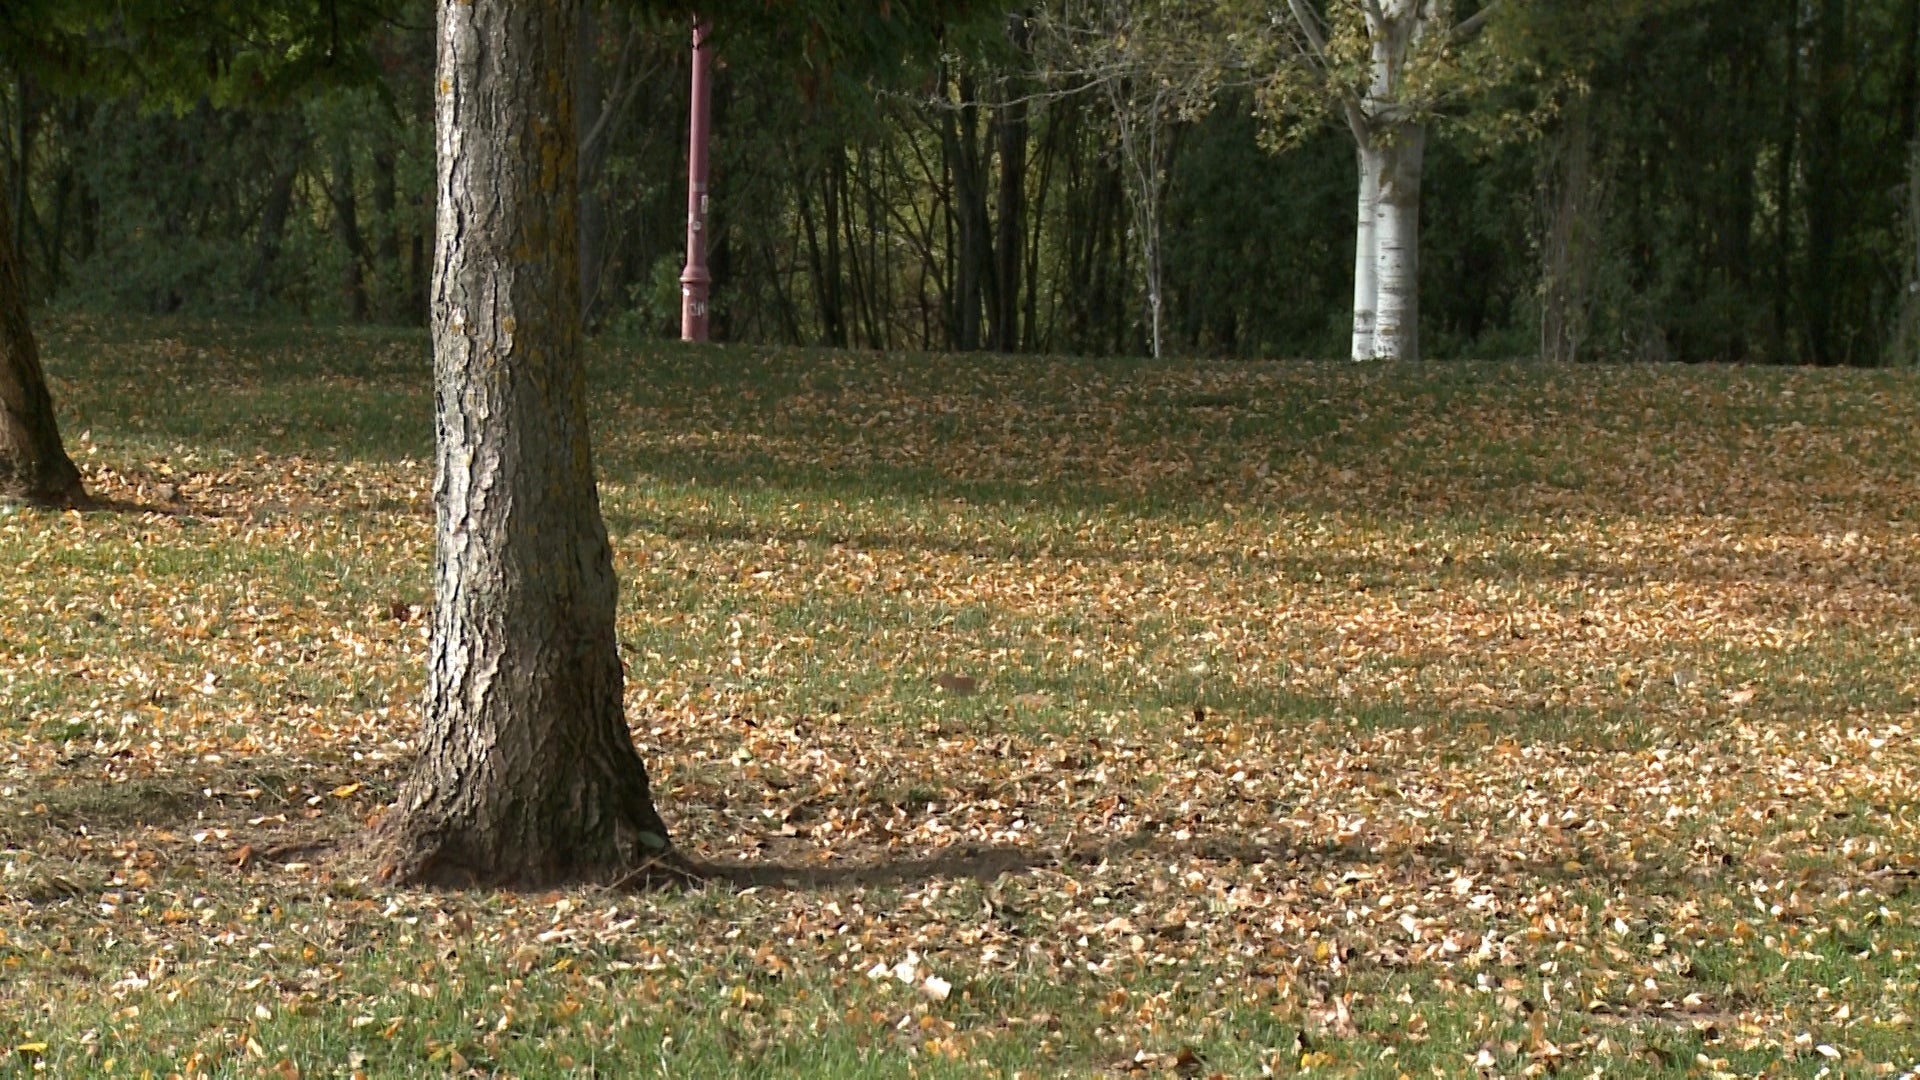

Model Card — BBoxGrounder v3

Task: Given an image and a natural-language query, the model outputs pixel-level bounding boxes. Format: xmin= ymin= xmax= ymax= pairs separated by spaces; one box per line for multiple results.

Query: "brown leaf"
xmin=932 ymin=673 xmax=978 ymax=696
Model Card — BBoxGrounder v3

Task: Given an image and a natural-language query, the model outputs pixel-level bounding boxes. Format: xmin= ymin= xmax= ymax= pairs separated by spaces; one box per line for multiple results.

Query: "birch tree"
xmin=1031 ymin=0 xmax=1225 ymax=359
xmin=1238 ymin=0 xmax=1504 ymax=361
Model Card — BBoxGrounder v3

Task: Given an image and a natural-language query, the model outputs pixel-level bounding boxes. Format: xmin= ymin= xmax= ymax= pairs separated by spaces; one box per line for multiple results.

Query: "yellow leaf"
xmin=332 ymin=783 xmax=364 ymax=798
xmin=15 ymin=1043 xmax=48 ymax=1056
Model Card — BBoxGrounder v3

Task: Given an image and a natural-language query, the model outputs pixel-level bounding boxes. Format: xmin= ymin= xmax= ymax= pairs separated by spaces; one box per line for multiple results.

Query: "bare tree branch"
xmin=1450 ymin=1 xmax=1499 ymax=44
xmin=1286 ymin=0 xmax=1332 ymax=70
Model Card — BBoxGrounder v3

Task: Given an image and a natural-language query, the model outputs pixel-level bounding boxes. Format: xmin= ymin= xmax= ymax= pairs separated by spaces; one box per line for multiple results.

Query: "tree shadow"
xmin=76 ymin=495 xmax=218 ymax=518
xmin=678 ymin=830 xmax=1459 ymax=893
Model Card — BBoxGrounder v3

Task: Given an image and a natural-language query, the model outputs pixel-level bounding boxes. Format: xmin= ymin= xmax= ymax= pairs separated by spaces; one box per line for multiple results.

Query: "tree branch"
xmin=1450 ymin=2 xmax=1499 ymax=43
xmin=1286 ymin=0 xmax=1332 ymax=70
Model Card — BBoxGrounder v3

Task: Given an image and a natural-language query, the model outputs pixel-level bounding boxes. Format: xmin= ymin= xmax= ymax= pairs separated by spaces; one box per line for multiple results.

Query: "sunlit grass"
xmin=0 ymin=314 xmax=1915 ymax=1077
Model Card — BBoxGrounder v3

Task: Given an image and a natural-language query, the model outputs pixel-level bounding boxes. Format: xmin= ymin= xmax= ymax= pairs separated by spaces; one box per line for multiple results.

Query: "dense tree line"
xmin=3 ymin=0 xmax=1916 ymax=366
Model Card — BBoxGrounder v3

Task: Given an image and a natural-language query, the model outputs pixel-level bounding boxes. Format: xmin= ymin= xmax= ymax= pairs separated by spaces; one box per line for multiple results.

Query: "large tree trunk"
xmin=1538 ymin=97 xmax=1601 ymax=363
xmin=373 ymin=0 xmax=670 ymax=888
xmin=1370 ymin=122 xmax=1425 ymax=363
xmin=1341 ymin=0 xmax=1430 ymax=362
xmin=0 ymin=165 xmax=85 ymax=509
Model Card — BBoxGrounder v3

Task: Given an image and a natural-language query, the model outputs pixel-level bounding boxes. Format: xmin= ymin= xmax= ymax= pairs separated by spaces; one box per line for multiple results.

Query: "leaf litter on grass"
xmin=0 ymin=317 xmax=1916 ymax=1077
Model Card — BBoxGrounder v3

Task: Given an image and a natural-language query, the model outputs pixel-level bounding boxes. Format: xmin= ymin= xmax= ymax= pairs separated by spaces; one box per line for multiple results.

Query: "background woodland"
xmin=6 ymin=0 xmax=1920 ymax=366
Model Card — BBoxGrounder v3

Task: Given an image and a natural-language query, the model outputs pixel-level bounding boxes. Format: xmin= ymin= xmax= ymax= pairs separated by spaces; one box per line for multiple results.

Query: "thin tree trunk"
xmin=1351 ymin=137 xmax=1380 ymax=360
xmin=1104 ymin=82 xmax=1170 ymax=359
xmin=329 ymin=133 xmax=370 ymax=322
xmin=372 ymin=137 xmax=401 ymax=321
xmin=0 ymin=166 xmax=85 ymax=508
xmin=1023 ymin=102 xmax=1061 ymax=351
xmin=947 ymin=87 xmax=990 ymax=352
xmin=373 ymin=0 xmax=670 ymax=888
xmin=992 ymin=89 xmax=1028 ymax=352
xmin=1773 ymin=0 xmax=1800 ymax=362
xmin=1898 ymin=137 xmax=1920 ymax=364
xmin=575 ymin=3 xmax=607 ymax=331
xmin=9 ymin=73 xmax=31 ymax=268
xmin=250 ymin=122 xmax=308 ymax=311
xmin=1804 ymin=0 xmax=1848 ymax=365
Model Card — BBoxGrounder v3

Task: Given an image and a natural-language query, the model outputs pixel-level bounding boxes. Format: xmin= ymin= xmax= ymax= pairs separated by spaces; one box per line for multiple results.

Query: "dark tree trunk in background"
xmin=372 ymin=135 xmax=402 ymax=321
xmin=1804 ymin=0 xmax=1848 ymax=364
xmin=575 ymin=3 xmax=608 ymax=330
xmin=329 ymin=133 xmax=370 ymax=321
xmin=992 ymin=92 xmax=1027 ymax=352
xmin=373 ymin=0 xmax=670 ymax=888
xmin=250 ymin=122 xmax=308 ymax=311
xmin=0 ymin=174 xmax=85 ymax=508
xmin=1773 ymin=0 xmax=1800 ymax=361
xmin=944 ymin=72 xmax=990 ymax=351
xmin=9 ymin=74 xmax=33 ymax=268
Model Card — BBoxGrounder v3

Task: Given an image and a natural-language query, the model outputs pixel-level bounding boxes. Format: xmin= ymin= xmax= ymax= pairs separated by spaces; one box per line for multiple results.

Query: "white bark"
xmin=1332 ymin=0 xmax=1433 ymax=361
xmin=1351 ymin=139 xmax=1380 ymax=360
xmin=1105 ymin=76 xmax=1171 ymax=359
xmin=1899 ymin=136 xmax=1920 ymax=366
xmin=1371 ymin=121 xmax=1425 ymax=362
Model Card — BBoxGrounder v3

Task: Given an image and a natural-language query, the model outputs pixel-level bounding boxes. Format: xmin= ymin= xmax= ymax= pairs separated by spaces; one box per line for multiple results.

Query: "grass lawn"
xmin=2 ymin=314 xmax=1917 ymax=1078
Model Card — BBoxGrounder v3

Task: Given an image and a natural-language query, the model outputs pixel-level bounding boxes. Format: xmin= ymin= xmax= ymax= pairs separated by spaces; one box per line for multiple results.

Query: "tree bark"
xmin=1350 ymin=139 xmax=1380 ymax=360
xmin=1338 ymin=0 xmax=1432 ymax=362
xmin=1803 ymin=0 xmax=1849 ymax=364
xmin=1538 ymin=97 xmax=1600 ymax=363
xmin=328 ymin=132 xmax=370 ymax=322
xmin=250 ymin=121 xmax=308 ymax=312
xmin=1370 ymin=121 xmax=1425 ymax=363
xmin=575 ymin=3 xmax=607 ymax=331
xmin=991 ymin=88 xmax=1028 ymax=352
xmin=0 ymin=167 xmax=85 ymax=509
xmin=944 ymin=72 xmax=991 ymax=351
xmin=373 ymin=0 xmax=670 ymax=888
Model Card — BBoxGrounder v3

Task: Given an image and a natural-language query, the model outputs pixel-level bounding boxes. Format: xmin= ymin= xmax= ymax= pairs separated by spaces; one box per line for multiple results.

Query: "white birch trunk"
xmin=1370 ymin=121 xmax=1425 ymax=362
xmin=1342 ymin=0 xmax=1430 ymax=361
xmin=1351 ymin=138 xmax=1381 ymax=361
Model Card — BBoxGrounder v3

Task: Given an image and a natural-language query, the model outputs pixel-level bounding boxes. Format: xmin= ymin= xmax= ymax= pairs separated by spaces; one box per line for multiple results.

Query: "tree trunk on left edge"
xmin=371 ymin=0 xmax=671 ymax=889
xmin=0 ymin=168 xmax=86 ymax=509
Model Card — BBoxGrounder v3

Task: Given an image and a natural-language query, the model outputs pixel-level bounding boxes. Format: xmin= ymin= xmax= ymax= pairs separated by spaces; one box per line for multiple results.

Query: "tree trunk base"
xmin=364 ymin=750 xmax=678 ymax=890
xmin=0 ymin=465 xmax=89 ymax=510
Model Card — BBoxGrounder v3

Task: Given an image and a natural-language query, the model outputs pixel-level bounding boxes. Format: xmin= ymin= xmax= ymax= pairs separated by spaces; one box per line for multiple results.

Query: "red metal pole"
xmin=680 ymin=18 xmax=713 ymax=342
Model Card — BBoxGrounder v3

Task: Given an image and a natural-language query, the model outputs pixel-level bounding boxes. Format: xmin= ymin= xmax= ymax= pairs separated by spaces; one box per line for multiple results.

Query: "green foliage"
xmin=5 ymin=0 xmax=1918 ymax=361
xmin=0 ymin=0 xmax=407 ymax=106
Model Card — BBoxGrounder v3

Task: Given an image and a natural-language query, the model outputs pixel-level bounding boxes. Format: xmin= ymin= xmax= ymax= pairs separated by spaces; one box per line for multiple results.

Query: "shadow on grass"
xmin=680 ymin=831 xmax=1414 ymax=891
